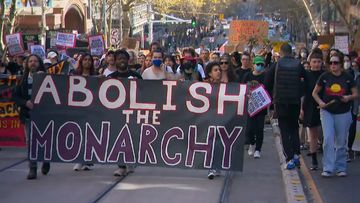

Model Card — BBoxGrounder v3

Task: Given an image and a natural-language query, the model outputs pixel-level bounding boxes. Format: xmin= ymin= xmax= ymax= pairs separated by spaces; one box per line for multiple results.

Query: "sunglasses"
xmin=255 ymin=63 xmax=264 ymax=66
xmin=329 ymin=61 xmax=340 ymax=65
xmin=220 ymin=61 xmax=228 ymax=65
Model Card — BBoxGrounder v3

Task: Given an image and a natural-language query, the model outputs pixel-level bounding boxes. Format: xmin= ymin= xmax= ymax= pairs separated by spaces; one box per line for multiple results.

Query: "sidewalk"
xmin=0 ymin=127 xmax=286 ymax=203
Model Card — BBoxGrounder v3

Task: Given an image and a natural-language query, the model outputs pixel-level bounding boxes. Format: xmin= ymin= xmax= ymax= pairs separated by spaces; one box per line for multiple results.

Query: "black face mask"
xmin=182 ymin=61 xmax=195 ymax=70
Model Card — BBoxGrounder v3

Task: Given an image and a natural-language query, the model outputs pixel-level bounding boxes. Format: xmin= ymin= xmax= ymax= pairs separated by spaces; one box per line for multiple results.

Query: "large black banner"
xmin=30 ymin=74 xmax=248 ymax=171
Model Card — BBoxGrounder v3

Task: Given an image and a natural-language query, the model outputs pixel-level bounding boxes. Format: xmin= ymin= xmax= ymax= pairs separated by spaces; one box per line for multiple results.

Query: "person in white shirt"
xmin=142 ymin=49 xmax=169 ymax=80
xmin=102 ymin=51 xmax=117 ymax=77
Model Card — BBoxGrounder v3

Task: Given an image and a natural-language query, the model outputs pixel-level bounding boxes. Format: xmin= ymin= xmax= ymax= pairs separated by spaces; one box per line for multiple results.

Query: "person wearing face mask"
xmin=13 ymin=54 xmax=46 ymax=179
xmin=298 ymin=48 xmax=309 ymax=64
xmin=344 ymin=55 xmax=351 ymax=70
xmin=179 ymin=57 xmax=202 ymax=81
xmin=142 ymin=48 xmax=170 ymax=80
xmin=243 ymin=56 xmax=269 ymax=159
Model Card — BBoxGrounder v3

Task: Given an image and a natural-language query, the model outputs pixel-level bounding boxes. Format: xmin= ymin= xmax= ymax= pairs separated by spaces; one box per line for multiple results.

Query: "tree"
xmin=0 ymin=0 xmax=17 ymax=53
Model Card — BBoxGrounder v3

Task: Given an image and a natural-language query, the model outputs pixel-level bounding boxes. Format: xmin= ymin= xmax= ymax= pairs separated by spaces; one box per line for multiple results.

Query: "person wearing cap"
xmin=243 ymin=56 xmax=268 ymax=159
xmin=47 ymin=51 xmax=58 ymax=65
xmin=107 ymin=49 xmax=142 ymax=177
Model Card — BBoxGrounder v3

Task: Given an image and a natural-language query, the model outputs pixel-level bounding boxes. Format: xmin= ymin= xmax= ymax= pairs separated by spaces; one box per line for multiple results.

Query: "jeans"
xmin=276 ymin=103 xmax=301 ymax=162
xmin=320 ymin=109 xmax=352 ymax=173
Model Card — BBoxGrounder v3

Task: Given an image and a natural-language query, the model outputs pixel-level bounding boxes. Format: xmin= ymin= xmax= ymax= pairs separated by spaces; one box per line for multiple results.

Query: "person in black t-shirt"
xmin=107 ymin=49 xmax=141 ymax=177
xmin=312 ymin=53 xmax=358 ymax=177
xmin=300 ymin=48 xmax=324 ymax=170
xmin=107 ymin=49 xmax=142 ymax=80
xmin=243 ymin=56 xmax=268 ymax=159
xmin=236 ymin=52 xmax=251 ymax=83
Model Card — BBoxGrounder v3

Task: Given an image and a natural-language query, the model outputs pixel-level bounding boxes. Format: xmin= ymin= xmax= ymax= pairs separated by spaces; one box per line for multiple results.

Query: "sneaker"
xmin=208 ymin=170 xmax=215 ymax=180
xmin=347 ymin=150 xmax=355 ymax=162
xmin=293 ymin=155 xmax=300 ymax=168
xmin=73 ymin=163 xmax=83 ymax=171
xmin=284 ymin=160 xmax=296 ymax=170
xmin=82 ymin=164 xmax=94 ymax=171
xmin=336 ymin=171 xmax=347 ymax=177
xmin=114 ymin=168 xmax=127 ymax=176
xmin=127 ymin=165 xmax=135 ymax=173
xmin=321 ymin=171 xmax=333 ymax=177
xmin=248 ymin=145 xmax=255 ymax=156
xmin=254 ymin=150 xmax=261 ymax=158
xmin=41 ymin=162 xmax=50 ymax=175
xmin=27 ymin=168 xmax=37 ymax=180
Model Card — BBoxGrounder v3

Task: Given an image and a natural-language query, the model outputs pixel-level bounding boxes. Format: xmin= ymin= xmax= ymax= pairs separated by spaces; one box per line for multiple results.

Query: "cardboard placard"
xmin=228 ymin=20 xmax=269 ymax=48
xmin=334 ymin=35 xmax=349 ymax=54
xmin=30 ymin=45 xmax=46 ymax=59
xmin=88 ymin=35 xmax=105 ymax=56
xmin=56 ymin=32 xmax=76 ymax=48
xmin=5 ymin=33 xmax=25 ymax=56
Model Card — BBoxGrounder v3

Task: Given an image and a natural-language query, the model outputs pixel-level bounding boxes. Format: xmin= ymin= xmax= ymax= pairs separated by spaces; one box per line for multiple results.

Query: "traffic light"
xmin=191 ymin=17 xmax=197 ymax=28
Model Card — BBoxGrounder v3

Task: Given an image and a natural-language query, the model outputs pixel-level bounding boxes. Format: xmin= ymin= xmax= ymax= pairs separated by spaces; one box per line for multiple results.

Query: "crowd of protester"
xmin=0 ymin=40 xmax=359 ymax=180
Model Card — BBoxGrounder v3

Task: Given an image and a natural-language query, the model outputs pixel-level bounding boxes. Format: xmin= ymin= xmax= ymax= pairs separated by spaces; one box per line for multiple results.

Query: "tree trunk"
xmin=122 ymin=5 xmax=131 ymax=39
xmin=117 ymin=0 xmax=123 ymax=47
xmin=107 ymin=6 xmax=112 ymax=47
xmin=0 ymin=0 xmax=6 ymax=52
xmin=9 ymin=0 xmax=17 ymax=34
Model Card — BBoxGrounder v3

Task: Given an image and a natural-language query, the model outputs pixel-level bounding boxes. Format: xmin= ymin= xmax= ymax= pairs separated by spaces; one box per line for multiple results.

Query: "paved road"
xmin=0 ymin=127 xmax=286 ymax=203
xmin=301 ymin=149 xmax=360 ymax=203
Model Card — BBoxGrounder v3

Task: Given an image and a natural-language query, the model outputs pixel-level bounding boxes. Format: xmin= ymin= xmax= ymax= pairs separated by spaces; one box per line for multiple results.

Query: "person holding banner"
xmin=300 ymin=48 xmax=324 ymax=170
xmin=107 ymin=49 xmax=142 ymax=176
xmin=204 ymin=61 xmax=222 ymax=179
xmin=13 ymin=54 xmax=47 ymax=180
xmin=72 ymin=53 xmax=96 ymax=171
xmin=312 ymin=53 xmax=358 ymax=177
xmin=100 ymin=51 xmax=116 ymax=77
xmin=219 ymin=54 xmax=237 ymax=83
xmin=243 ymin=56 xmax=268 ymax=159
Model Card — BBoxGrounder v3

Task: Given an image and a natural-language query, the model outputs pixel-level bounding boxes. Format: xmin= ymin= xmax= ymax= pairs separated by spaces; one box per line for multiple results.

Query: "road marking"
xmin=0 ymin=158 xmax=27 ymax=173
xmin=299 ymin=158 xmax=324 ymax=203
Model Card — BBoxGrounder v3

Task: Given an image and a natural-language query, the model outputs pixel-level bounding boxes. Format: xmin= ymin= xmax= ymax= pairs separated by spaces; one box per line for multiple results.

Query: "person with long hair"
xmin=139 ymin=53 xmax=152 ymax=74
xmin=13 ymin=54 xmax=46 ymax=179
xmin=74 ymin=53 xmax=95 ymax=76
xmin=219 ymin=54 xmax=237 ymax=83
xmin=313 ymin=52 xmax=358 ymax=177
xmin=164 ymin=55 xmax=181 ymax=80
xmin=72 ymin=53 xmax=96 ymax=171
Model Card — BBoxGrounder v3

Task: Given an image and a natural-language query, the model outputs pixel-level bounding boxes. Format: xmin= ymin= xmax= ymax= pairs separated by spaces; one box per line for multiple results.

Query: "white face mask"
xmin=344 ymin=62 xmax=351 ymax=70
xmin=300 ymin=52 xmax=307 ymax=58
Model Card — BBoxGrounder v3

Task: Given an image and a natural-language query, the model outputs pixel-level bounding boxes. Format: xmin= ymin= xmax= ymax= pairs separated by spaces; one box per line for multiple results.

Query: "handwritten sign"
xmin=5 ymin=33 xmax=25 ymax=56
xmin=334 ymin=35 xmax=349 ymax=55
xmin=89 ymin=35 xmax=105 ymax=56
xmin=228 ymin=20 xmax=268 ymax=47
xmin=247 ymin=85 xmax=272 ymax=117
xmin=56 ymin=32 xmax=76 ymax=48
xmin=30 ymin=45 xmax=46 ymax=59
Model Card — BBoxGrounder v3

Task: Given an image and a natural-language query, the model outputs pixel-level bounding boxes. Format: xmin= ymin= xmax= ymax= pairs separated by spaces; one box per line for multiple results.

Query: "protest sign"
xmin=56 ymin=32 xmax=76 ymax=48
xmin=247 ymin=85 xmax=272 ymax=117
xmin=5 ymin=33 xmax=25 ymax=56
xmin=0 ymin=75 xmax=26 ymax=147
xmin=228 ymin=20 xmax=268 ymax=48
xmin=121 ymin=37 xmax=139 ymax=50
xmin=88 ymin=35 xmax=105 ymax=56
xmin=29 ymin=75 xmax=248 ymax=171
xmin=334 ymin=35 xmax=349 ymax=54
xmin=30 ymin=45 xmax=46 ymax=59
xmin=22 ymin=34 xmax=40 ymax=50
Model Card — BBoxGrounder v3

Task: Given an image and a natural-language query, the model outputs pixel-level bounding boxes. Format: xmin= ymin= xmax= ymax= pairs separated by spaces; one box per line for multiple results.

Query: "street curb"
xmin=271 ymin=120 xmax=307 ymax=203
